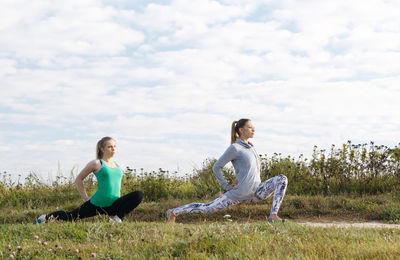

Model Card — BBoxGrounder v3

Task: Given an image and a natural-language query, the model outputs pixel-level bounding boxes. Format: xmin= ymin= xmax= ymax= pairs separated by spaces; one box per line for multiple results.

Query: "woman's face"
xmin=239 ymin=120 xmax=255 ymax=139
xmin=102 ymin=139 xmax=116 ymax=158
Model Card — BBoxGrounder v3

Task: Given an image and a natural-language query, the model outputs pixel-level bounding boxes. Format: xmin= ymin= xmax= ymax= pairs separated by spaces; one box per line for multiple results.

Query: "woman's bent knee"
xmin=278 ymin=174 xmax=288 ymax=189
xmin=133 ymin=190 xmax=144 ymax=202
xmin=279 ymin=174 xmax=288 ymax=183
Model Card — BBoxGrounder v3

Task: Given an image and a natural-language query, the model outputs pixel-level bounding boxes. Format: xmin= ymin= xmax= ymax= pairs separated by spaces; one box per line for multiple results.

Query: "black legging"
xmin=46 ymin=190 xmax=143 ymax=221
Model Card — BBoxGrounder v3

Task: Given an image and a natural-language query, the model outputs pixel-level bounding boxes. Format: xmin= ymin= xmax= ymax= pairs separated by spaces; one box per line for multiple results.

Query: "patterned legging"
xmin=172 ymin=174 xmax=288 ymax=216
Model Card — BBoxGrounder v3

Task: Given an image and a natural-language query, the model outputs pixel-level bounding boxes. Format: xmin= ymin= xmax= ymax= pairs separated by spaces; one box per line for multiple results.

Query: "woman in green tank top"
xmin=35 ymin=137 xmax=143 ymax=223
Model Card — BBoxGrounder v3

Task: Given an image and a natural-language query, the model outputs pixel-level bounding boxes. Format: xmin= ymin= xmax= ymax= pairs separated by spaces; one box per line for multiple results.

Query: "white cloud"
xmin=0 ymin=0 xmax=144 ymax=59
xmin=135 ymin=0 xmax=248 ymax=32
xmin=0 ymin=59 xmax=17 ymax=77
xmin=1 ymin=0 xmax=400 ymax=182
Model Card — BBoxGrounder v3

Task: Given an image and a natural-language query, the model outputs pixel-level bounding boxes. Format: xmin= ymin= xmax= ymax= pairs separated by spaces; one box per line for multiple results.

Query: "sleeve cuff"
xmin=224 ymin=184 xmax=230 ymax=191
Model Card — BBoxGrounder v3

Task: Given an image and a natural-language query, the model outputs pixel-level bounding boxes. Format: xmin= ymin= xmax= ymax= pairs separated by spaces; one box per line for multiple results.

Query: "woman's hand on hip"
xmin=227 ymin=179 xmax=238 ymax=191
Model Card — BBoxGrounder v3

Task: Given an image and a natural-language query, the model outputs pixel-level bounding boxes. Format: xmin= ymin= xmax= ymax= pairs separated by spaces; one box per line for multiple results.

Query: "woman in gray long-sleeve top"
xmin=166 ymin=119 xmax=288 ymax=223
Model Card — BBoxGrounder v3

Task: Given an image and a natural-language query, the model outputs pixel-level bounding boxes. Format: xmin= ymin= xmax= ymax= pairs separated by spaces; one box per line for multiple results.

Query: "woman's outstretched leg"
xmin=167 ymin=194 xmax=239 ymax=223
xmin=36 ymin=200 xmax=101 ymax=223
xmin=254 ymin=174 xmax=288 ymax=221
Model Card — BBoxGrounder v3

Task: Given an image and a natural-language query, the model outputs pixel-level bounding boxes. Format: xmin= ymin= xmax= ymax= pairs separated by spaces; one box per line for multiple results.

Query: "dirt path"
xmin=297 ymin=221 xmax=400 ymax=228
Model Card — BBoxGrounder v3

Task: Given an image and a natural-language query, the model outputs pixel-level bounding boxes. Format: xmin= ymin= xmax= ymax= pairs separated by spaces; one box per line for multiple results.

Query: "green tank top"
xmin=90 ymin=159 xmax=123 ymax=207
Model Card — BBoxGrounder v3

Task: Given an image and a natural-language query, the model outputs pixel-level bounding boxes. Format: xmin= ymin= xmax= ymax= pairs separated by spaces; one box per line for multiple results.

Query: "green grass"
xmin=2 ymin=221 xmax=400 ymax=259
xmin=2 ymin=140 xmax=400 ymax=259
xmin=3 ymin=194 xmax=400 ymax=224
xmin=3 ymin=182 xmax=400 ymax=259
xmin=4 ymin=191 xmax=400 ymax=258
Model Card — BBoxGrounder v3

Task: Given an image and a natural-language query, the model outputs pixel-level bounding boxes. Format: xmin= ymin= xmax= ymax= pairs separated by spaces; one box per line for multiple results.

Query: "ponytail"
xmin=96 ymin=136 xmax=114 ymax=159
xmin=231 ymin=121 xmax=239 ymax=144
xmin=231 ymin=119 xmax=250 ymax=144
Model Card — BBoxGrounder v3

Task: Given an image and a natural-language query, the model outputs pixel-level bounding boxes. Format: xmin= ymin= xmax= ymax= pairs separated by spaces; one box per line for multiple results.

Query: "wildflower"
xmin=12 ymin=252 xmax=16 ymax=256
xmin=38 ymin=241 xmax=42 ymax=244
xmin=43 ymin=242 xmax=48 ymax=246
xmin=75 ymin=249 xmax=79 ymax=253
xmin=9 ymin=255 xmax=14 ymax=259
xmin=58 ymin=246 xmax=62 ymax=250
xmin=109 ymin=234 xmax=113 ymax=239
xmin=8 ymin=244 xmax=11 ymax=248
xmin=170 ymin=247 xmax=173 ymax=250
xmin=17 ymin=246 xmax=22 ymax=251
xmin=34 ymin=235 xmax=39 ymax=239
xmin=91 ymin=252 xmax=96 ymax=257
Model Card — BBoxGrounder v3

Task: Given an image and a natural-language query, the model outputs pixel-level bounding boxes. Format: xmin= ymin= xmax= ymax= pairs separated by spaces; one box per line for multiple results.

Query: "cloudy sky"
xmin=1 ymin=0 xmax=399 ymax=181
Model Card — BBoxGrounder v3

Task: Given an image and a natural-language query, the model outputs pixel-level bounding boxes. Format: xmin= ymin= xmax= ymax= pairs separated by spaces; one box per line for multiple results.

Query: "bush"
xmin=1 ymin=141 xmax=400 ymax=209
xmin=381 ymin=207 xmax=400 ymax=223
xmin=189 ymin=158 xmax=234 ymax=199
xmin=260 ymin=141 xmax=400 ymax=195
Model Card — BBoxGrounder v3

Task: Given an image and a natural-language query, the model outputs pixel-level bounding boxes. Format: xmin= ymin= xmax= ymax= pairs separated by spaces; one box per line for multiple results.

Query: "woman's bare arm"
xmin=75 ymin=160 xmax=100 ymax=201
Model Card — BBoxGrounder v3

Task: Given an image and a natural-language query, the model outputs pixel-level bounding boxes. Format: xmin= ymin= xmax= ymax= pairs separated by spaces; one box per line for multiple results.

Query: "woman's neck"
xmin=102 ymin=157 xmax=113 ymax=163
xmin=240 ymin=137 xmax=249 ymax=143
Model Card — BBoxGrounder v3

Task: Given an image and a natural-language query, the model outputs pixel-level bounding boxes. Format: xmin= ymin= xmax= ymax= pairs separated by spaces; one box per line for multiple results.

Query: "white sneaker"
xmin=34 ymin=214 xmax=46 ymax=224
xmin=109 ymin=217 xmax=122 ymax=223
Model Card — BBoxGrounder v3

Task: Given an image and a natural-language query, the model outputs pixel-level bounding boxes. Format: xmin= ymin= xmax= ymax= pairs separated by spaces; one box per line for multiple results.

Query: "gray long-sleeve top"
xmin=212 ymin=139 xmax=261 ymax=201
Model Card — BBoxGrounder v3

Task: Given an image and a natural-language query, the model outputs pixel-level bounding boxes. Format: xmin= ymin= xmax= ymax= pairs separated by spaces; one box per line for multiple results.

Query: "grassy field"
xmin=2 ymin=141 xmax=400 ymax=258
xmin=2 ymin=220 xmax=400 ymax=259
xmin=2 ymin=194 xmax=400 ymax=259
xmin=3 ymin=193 xmax=400 ymax=224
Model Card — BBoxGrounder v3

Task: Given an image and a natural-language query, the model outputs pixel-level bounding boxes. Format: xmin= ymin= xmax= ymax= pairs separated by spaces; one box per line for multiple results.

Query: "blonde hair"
xmin=96 ymin=137 xmax=115 ymax=159
xmin=231 ymin=119 xmax=250 ymax=144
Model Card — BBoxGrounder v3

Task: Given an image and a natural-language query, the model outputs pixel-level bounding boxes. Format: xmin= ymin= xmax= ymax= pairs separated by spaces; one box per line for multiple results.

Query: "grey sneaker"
xmin=166 ymin=209 xmax=172 ymax=222
xmin=268 ymin=217 xmax=285 ymax=223
xmin=34 ymin=214 xmax=46 ymax=224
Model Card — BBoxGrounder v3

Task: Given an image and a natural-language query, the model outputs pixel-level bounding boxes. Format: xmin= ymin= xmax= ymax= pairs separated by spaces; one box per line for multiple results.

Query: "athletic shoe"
xmin=109 ymin=217 xmax=122 ymax=223
xmin=34 ymin=214 xmax=46 ymax=224
xmin=268 ymin=217 xmax=285 ymax=223
xmin=166 ymin=209 xmax=172 ymax=222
